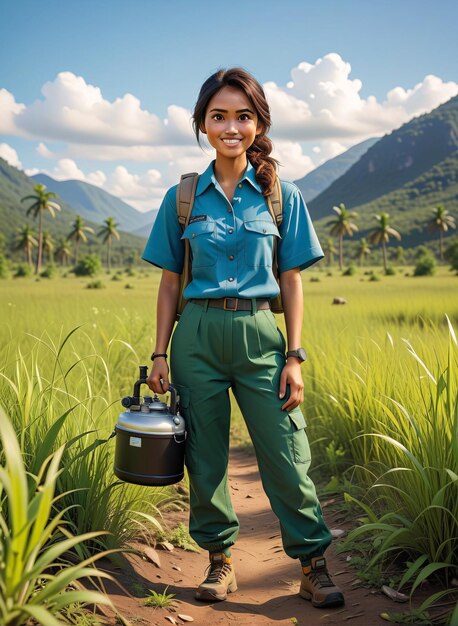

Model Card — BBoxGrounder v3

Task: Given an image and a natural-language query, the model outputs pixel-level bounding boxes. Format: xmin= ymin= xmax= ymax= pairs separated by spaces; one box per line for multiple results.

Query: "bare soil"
xmin=99 ymin=448 xmax=452 ymax=626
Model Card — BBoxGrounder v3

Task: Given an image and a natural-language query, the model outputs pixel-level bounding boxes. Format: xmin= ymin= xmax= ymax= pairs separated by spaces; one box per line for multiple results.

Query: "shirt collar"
xmin=195 ymin=159 xmax=262 ymax=196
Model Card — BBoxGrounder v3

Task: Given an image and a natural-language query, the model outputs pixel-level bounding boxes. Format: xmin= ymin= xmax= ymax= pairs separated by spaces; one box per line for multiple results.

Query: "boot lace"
xmin=205 ymin=561 xmax=232 ymax=584
xmin=308 ymin=567 xmax=334 ymax=588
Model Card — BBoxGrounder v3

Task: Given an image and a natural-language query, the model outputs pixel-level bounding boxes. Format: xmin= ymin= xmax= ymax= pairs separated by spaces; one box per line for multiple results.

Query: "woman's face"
xmin=201 ymin=85 xmax=262 ymax=159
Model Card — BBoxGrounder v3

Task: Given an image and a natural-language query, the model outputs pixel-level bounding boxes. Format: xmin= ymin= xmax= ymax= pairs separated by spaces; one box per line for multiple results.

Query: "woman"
xmin=143 ymin=67 xmax=344 ymax=610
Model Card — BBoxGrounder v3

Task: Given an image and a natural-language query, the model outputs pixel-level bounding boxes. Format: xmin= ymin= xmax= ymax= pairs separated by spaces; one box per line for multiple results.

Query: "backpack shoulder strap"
xmin=266 ymin=175 xmax=283 ymax=226
xmin=176 ymin=172 xmax=199 ymax=230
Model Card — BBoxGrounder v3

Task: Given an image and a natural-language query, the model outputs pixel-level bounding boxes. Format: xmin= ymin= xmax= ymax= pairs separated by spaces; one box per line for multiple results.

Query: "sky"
xmin=1 ymin=0 xmax=457 ymax=211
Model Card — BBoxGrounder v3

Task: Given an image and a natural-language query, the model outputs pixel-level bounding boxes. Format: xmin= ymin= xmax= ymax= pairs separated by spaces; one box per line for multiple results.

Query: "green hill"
xmin=310 ymin=95 xmax=458 ymax=249
xmin=32 ymin=173 xmax=155 ymax=233
xmin=0 ymin=158 xmax=149 ymax=262
xmin=294 ymin=137 xmax=379 ymax=202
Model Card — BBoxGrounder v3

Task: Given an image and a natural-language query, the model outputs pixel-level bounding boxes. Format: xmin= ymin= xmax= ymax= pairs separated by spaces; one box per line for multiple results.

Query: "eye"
xmin=212 ymin=114 xmax=224 ymax=121
xmin=239 ymin=114 xmax=251 ymax=120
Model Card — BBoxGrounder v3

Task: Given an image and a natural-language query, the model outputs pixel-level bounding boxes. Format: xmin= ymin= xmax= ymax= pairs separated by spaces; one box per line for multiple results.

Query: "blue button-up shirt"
xmin=142 ymin=159 xmax=324 ymax=299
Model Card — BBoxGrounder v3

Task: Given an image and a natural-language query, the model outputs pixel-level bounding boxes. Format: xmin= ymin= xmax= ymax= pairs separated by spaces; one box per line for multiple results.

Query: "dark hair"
xmin=192 ymin=67 xmax=280 ymax=196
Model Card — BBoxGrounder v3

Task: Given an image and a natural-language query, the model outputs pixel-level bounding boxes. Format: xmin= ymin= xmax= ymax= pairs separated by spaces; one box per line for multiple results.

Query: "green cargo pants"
xmin=170 ymin=299 xmax=332 ymax=564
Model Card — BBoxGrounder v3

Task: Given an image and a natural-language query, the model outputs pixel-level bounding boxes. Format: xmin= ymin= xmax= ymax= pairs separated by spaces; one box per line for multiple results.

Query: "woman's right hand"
xmin=147 ymin=357 xmax=170 ymax=395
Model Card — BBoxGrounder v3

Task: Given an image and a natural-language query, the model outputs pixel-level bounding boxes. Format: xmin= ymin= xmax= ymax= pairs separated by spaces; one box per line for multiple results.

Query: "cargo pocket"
xmin=173 ymin=384 xmax=201 ymax=475
xmin=288 ymin=407 xmax=311 ymax=464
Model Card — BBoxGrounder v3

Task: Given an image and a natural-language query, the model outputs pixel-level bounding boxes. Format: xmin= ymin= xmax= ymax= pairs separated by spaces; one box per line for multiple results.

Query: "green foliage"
xmin=0 ymin=254 xmax=10 ymax=279
xmin=369 ymin=272 xmax=381 ymax=281
xmin=444 ymin=237 xmax=458 ymax=274
xmin=414 ymin=252 xmax=436 ymax=276
xmin=74 ymin=253 xmax=102 ymax=276
xmin=0 ymin=325 xmax=176 ymax=563
xmin=40 ymin=262 xmax=57 ymax=279
xmin=342 ymin=263 xmax=356 ymax=276
xmin=156 ymin=522 xmax=200 ymax=553
xmin=14 ymin=262 xmax=32 ymax=277
xmin=384 ymin=266 xmax=396 ymax=275
xmin=142 ymin=586 xmax=176 ymax=607
xmin=86 ymin=279 xmax=105 ymax=289
xmin=0 ymin=406 xmax=115 ymax=625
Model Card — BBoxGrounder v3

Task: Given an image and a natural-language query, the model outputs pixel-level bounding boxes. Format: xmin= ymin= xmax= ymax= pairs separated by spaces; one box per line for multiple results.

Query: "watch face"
xmin=298 ymin=348 xmax=307 ymax=361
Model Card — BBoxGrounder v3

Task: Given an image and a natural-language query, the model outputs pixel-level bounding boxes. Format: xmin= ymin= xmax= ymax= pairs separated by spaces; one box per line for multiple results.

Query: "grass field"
xmin=0 ymin=263 xmax=457 ymax=624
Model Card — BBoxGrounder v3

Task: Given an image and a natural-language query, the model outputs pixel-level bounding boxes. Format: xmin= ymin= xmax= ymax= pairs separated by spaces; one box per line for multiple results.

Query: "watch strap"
xmin=151 ymin=352 xmax=168 ymax=361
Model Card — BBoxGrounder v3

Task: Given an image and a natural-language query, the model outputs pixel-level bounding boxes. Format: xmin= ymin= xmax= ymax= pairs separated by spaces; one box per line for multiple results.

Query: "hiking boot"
xmin=195 ymin=552 xmax=237 ymax=602
xmin=300 ymin=556 xmax=345 ymax=608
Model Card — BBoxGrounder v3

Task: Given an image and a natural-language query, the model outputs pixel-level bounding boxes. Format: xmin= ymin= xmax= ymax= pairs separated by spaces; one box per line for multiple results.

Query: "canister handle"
xmin=131 ymin=365 xmax=178 ymax=415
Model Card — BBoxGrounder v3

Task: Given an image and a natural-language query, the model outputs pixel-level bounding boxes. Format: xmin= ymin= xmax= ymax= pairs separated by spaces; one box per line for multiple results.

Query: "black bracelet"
xmin=151 ymin=352 xmax=168 ymax=361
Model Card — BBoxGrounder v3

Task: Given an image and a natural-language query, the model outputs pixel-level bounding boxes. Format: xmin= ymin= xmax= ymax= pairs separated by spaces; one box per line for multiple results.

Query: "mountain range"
xmin=309 ymin=94 xmax=458 ymax=248
xmin=1 ymin=94 xmax=457 ymax=256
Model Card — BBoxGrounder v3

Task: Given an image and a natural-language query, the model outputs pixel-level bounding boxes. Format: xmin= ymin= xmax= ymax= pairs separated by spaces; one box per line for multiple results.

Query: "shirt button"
xmin=229 ymin=255 xmax=234 ymax=261
xmin=228 ymin=277 xmax=234 ymax=282
xmin=192 ymin=233 xmax=196 ymax=238
xmin=262 ymin=228 xmax=267 ymax=233
xmin=227 ymin=207 xmax=232 ymax=213
xmin=238 ymin=183 xmax=242 ymax=188
xmin=228 ymin=228 xmax=233 ymax=234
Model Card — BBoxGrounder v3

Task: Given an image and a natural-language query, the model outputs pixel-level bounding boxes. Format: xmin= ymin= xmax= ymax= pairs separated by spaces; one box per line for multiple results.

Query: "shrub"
xmin=0 ymin=254 xmax=10 ymax=279
xmin=342 ymin=264 xmax=356 ymax=276
xmin=0 ymin=406 xmax=116 ymax=625
xmin=444 ymin=238 xmax=458 ymax=275
xmin=369 ymin=273 xmax=381 ymax=281
xmin=309 ymin=276 xmax=320 ymax=282
xmin=14 ymin=263 xmax=32 ymax=278
xmin=73 ymin=254 xmax=102 ymax=277
xmin=86 ymin=279 xmax=105 ymax=289
xmin=385 ymin=266 xmax=396 ymax=276
xmin=414 ymin=253 xmax=436 ymax=276
xmin=40 ymin=262 xmax=57 ymax=279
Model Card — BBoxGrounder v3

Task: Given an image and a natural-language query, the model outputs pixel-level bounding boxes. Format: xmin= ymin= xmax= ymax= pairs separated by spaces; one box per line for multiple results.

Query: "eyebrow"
xmin=209 ymin=108 xmax=255 ymax=114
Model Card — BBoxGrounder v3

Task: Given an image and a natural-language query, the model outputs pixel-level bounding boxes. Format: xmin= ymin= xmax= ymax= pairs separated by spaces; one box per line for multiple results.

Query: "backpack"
xmin=175 ymin=172 xmax=283 ymax=321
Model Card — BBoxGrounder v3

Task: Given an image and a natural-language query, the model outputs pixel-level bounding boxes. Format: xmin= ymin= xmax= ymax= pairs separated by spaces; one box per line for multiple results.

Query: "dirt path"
xmin=101 ymin=449 xmax=440 ymax=626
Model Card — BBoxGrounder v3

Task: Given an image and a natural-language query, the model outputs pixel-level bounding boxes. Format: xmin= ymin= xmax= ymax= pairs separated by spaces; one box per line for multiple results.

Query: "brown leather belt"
xmin=190 ymin=297 xmax=271 ymax=311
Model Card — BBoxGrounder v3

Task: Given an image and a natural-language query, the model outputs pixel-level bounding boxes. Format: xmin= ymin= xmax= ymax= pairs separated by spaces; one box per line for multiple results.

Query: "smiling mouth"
xmin=222 ymin=139 xmax=242 ymax=144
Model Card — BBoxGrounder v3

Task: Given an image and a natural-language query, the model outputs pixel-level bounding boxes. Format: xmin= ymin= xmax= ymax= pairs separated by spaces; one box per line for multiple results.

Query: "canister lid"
xmin=116 ymin=409 xmax=185 ymax=435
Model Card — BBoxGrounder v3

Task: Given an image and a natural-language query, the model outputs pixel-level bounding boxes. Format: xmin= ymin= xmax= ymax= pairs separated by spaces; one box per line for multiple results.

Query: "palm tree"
xmin=97 ymin=217 xmax=121 ymax=271
xmin=15 ymin=225 xmax=37 ymax=266
xmin=426 ymin=204 xmax=456 ymax=262
xmin=55 ymin=238 xmax=72 ymax=267
xmin=367 ymin=213 xmax=401 ymax=273
xmin=21 ymin=183 xmax=61 ymax=274
xmin=356 ymin=238 xmax=371 ymax=267
xmin=326 ymin=203 xmax=359 ymax=270
xmin=323 ymin=237 xmax=337 ymax=267
xmin=42 ymin=230 xmax=55 ymax=263
xmin=67 ymin=215 xmax=94 ymax=263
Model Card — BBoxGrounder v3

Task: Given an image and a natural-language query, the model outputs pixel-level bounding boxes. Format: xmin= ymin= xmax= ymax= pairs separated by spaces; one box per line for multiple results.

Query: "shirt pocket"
xmin=242 ymin=219 xmax=281 ymax=267
xmin=181 ymin=219 xmax=217 ymax=268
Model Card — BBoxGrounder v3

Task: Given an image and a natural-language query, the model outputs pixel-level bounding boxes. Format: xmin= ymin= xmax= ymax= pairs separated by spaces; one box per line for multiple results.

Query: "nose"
xmin=224 ymin=121 xmax=238 ymax=134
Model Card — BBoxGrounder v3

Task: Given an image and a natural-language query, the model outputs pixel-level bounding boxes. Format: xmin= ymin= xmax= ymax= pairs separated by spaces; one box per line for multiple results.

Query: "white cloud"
xmin=3 ymin=56 xmax=458 ymax=203
xmin=267 ymin=53 xmax=458 ymax=143
xmin=0 ymin=143 xmax=22 ymax=168
xmin=0 ymin=89 xmax=26 ymax=135
xmin=272 ymin=140 xmax=315 ymax=181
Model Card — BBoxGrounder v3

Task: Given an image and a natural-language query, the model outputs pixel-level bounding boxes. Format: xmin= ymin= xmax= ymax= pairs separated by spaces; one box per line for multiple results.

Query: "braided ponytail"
xmin=192 ymin=67 xmax=280 ymax=195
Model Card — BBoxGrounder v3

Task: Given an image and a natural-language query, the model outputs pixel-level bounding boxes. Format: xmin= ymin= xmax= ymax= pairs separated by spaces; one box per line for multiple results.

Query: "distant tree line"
xmin=323 ymin=202 xmax=456 ymax=273
xmin=18 ymin=183 xmax=122 ymax=274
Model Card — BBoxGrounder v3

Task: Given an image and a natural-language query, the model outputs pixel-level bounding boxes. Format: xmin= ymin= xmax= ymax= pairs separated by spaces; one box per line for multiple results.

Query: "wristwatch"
xmin=151 ymin=352 xmax=168 ymax=361
xmin=286 ymin=348 xmax=307 ymax=362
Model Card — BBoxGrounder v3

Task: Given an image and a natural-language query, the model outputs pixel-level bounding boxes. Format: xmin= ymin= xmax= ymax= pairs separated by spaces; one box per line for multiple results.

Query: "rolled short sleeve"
xmin=277 ymin=182 xmax=324 ymax=273
xmin=141 ymin=185 xmax=184 ymax=274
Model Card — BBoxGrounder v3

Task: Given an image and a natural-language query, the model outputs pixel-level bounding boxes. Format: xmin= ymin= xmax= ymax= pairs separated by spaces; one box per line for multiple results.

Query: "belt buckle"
xmin=223 ymin=297 xmax=238 ymax=311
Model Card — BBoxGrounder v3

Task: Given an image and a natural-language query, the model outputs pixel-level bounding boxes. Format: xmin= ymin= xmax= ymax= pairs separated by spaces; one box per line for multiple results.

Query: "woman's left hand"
xmin=279 ymin=360 xmax=304 ymax=411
